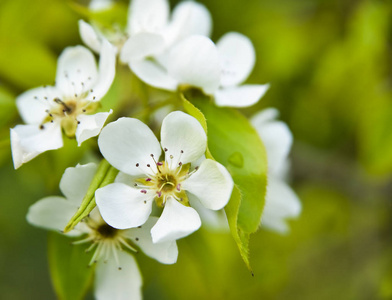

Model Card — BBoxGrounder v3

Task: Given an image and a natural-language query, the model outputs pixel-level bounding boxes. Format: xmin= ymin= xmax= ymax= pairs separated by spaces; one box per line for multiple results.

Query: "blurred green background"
xmin=1 ymin=0 xmax=392 ymax=299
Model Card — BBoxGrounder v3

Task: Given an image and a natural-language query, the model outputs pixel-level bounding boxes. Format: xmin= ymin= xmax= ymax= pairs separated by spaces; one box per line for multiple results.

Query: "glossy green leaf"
xmin=48 ymin=232 xmax=94 ymax=300
xmin=192 ymin=98 xmax=268 ymax=234
xmin=225 ymin=185 xmax=252 ymax=273
xmin=181 ymin=95 xmax=213 ymax=160
xmin=182 ymin=95 xmax=268 ymax=270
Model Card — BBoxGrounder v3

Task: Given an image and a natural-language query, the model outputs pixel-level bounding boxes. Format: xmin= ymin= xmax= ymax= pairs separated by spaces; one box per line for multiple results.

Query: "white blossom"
xmin=11 ymin=41 xmax=116 ymax=169
xmin=251 ymin=108 xmax=302 ymax=233
xmin=95 ymin=111 xmax=233 ymax=243
xmin=130 ymin=32 xmax=269 ymax=107
xmin=27 ymin=163 xmax=178 ymax=300
xmin=79 ymin=0 xmax=211 ymax=62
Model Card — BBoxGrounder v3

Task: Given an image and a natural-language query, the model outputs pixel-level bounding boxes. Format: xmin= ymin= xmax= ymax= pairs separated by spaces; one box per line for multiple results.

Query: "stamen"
xmin=140 ymin=190 xmax=147 ymax=194
xmin=176 ymin=184 xmax=181 ymax=191
xmin=146 ymin=178 xmax=152 ymax=182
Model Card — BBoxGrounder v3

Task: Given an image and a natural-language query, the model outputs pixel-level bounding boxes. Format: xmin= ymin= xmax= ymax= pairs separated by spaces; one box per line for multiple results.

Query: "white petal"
xmin=78 ymin=20 xmax=102 ymax=53
xmin=60 ymin=163 xmax=98 ymax=205
xmin=182 ymin=159 xmax=233 ymax=210
xmin=167 ymin=35 xmax=220 ymax=94
xmin=151 ymin=198 xmax=201 ymax=243
xmin=164 ymin=1 xmax=212 ymax=45
xmin=120 ymin=32 xmax=165 ymax=63
xmin=89 ymin=0 xmax=113 ymax=11
xmin=26 ymin=196 xmax=82 ymax=237
xmin=16 ymin=86 xmax=62 ymax=124
xmin=98 ymin=117 xmax=162 ymax=176
xmin=124 ymin=217 xmax=178 ymax=264
xmin=95 ymin=252 xmax=142 ymax=300
xmin=127 ymin=0 xmax=169 ymax=35
xmin=129 ymin=58 xmax=178 ymax=91
xmin=75 ymin=110 xmax=112 ymax=146
xmin=261 ymin=177 xmax=301 ymax=233
xmin=251 ymin=108 xmax=293 ymax=175
xmin=87 ymin=40 xmax=116 ymax=101
xmin=11 ymin=123 xmax=63 ymax=169
xmin=188 ymin=194 xmax=229 ymax=232
xmin=56 ymin=46 xmax=98 ymax=98
xmin=214 ymin=84 xmax=269 ymax=107
xmin=95 ymin=183 xmax=154 ymax=229
xmin=217 ymin=32 xmax=256 ymax=87
xmin=160 ymin=111 xmax=207 ymax=166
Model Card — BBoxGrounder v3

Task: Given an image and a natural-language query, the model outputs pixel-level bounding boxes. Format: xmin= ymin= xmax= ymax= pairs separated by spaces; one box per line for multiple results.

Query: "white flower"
xmin=129 ymin=32 xmax=269 ymax=107
xmin=27 ymin=163 xmax=178 ymax=300
xmin=95 ymin=111 xmax=234 ymax=243
xmin=10 ymin=41 xmax=116 ymax=169
xmin=89 ymin=0 xmax=114 ymax=11
xmin=79 ymin=0 xmax=211 ymax=61
xmin=251 ymin=108 xmax=301 ymax=233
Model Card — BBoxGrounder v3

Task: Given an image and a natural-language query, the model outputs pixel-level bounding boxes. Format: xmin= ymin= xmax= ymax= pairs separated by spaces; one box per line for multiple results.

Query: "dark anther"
xmin=39 ymin=125 xmax=44 ymax=130
xmin=136 ymin=163 xmax=139 ymax=167
xmin=147 ymin=164 xmax=150 ymax=167
xmin=164 ymin=148 xmax=168 ymax=152
xmin=135 ymin=237 xmax=139 ymax=241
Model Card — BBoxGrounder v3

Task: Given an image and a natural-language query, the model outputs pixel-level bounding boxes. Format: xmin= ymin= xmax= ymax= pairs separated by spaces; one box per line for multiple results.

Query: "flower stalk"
xmin=64 ymin=159 xmax=118 ymax=233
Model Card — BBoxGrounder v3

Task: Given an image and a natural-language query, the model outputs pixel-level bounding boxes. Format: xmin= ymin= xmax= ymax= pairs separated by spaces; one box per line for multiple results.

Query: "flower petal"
xmin=182 ymin=159 xmax=233 ymax=210
xmin=75 ymin=110 xmax=112 ymax=146
xmin=251 ymin=108 xmax=293 ymax=176
xmin=11 ymin=123 xmax=63 ymax=169
xmin=160 ymin=111 xmax=207 ymax=166
xmin=167 ymin=35 xmax=220 ymax=94
xmin=60 ymin=163 xmax=98 ymax=205
xmin=128 ymin=58 xmax=178 ymax=91
xmin=120 ymin=32 xmax=165 ymax=63
xmin=95 ymin=252 xmax=142 ymax=300
xmin=26 ymin=196 xmax=82 ymax=237
xmin=124 ymin=217 xmax=178 ymax=264
xmin=16 ymin=86 xmax=62 ymax=124
xmin=56 ymin=46 xmax=98 ymax=98
xmin=127 ymin=0 xmax=169 ymax=35
xmin=188 ymin=194 xmax=229 ymax=231
xmin=87 ymin=39 xmax=116 ymax=101
xmin=164 ymin=1 xmax=212 ymax=45
xmin=151 ymin=198 xmax=201 ymax=243
xmin=98 ymin=117 xmax=162 ymax=176
xmin=261 ymin=177 xmax=301 ymax=233
xmin=78 ymin=20 xmax=102 ymax=53
xmin=89 ymin=0 xmax=113 ymax=11
xmin=214 ymin=84 xmax=269 ymax=107
xmin=95 ymin=183 xmax=154 ymax=229
xmin=217 ymin=32 xmax=256 ymax=87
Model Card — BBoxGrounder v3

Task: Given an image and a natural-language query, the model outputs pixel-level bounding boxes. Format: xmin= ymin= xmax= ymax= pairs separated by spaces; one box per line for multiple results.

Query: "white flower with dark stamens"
xmin=129 ymin=32 xmax=269 ymax=107
xmin=251 ymin=108 xmax=301 ymax=233
xmin=10 ymin=41 xmax=116 ymax=169
xmin=27 ymin=163 xmax=178 ymax=300
xmin=95 ymin=111 xmax=234 ymax=243
xmin=79 ymin=0 xmax=211 ymax=63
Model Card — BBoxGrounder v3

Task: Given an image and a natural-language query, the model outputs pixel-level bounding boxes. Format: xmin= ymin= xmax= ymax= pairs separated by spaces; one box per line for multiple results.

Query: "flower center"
xmin=40 ymin=96 xmax=99 ymax=137
xmin=135 ymin=152 xmax=194 ymax=207
xmin=74 ymin=215 xmax=139 ymax=269
xmin=96 ymin=223 xmax=118 ymax=239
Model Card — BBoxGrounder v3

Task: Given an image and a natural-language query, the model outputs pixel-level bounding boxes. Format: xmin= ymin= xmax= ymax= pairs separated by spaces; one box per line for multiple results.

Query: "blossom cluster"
xmin=12 ymin=0 xmax=301 ymax=299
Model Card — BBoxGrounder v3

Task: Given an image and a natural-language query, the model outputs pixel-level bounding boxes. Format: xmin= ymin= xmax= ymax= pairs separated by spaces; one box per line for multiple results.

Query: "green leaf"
xmin=192 ymin=98 xmax=268 ymax=234
xmin=181 ymin=94 xmax=213 ymax=159
xmin=182 ymin=94 xmax=268 ymax=271
xmin=64 ymin=159 xmax=118 ymax=232
xmin=225 ymin=186 xmax=252 ymax=273
xmin=48 ymin=232 xmax=94 ymax=300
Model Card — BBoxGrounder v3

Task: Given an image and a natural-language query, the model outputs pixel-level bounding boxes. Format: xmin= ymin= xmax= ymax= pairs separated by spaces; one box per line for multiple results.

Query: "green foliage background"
xmin=1 ymin=0 xmax=392 ymax=299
